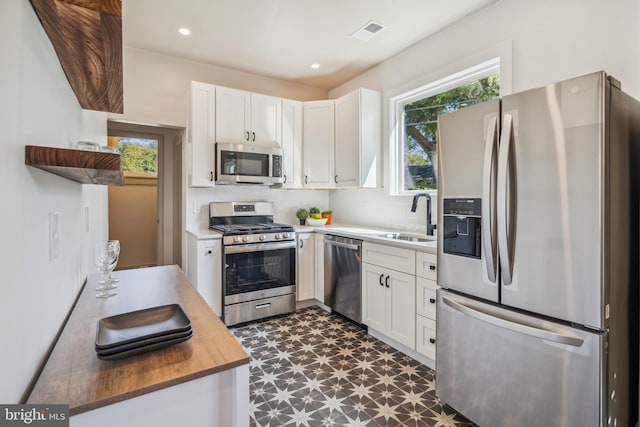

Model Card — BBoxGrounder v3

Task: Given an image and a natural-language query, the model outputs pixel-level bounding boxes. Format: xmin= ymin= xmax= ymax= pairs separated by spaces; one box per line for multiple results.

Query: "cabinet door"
xmin=188 ymin=82 xmax=216 ymax=187
xmin=416 ymin=316 xmax=436 ymax=360
xmin=416 ymin=251 xmax=437 ymax=280
xmin=386 ymin=269 xmax=416 ymax=348
xmin=334 ymin=88 xmax=381 ymax=188
xmin=282 ymin=99 xmax=303 ymax=188
xmin=314 ymin=233 xmax=325 ymax=302
xmin=303 ymin=100 xmax=335 ymax=188
xmin=362 ymin=262 xmax=386 ymax=332
xmin=251 ymin=93 xmax=282 ymax=147
xmin=416 ymin=277 xmax=437 ymax=320
xmin=197 ymin=239 xmax=222 ymax=316
xmin=215 ymin=86 xmax=250 ymax=144
xmin=296 ymin=232 xmax=315 ymax=301
xmin=334 ymin=90 xmax=360 ymax=187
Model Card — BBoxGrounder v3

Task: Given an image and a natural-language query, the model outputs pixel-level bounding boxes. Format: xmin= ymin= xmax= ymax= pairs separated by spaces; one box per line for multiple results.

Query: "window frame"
xmin=389 ymin=57 xmax=501 ymax=196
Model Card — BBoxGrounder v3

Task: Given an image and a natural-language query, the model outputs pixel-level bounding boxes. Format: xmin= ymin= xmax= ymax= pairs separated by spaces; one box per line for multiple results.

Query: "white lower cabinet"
xmin=296 ymin=232 xmax=314 ymax=301
xmin=362 ymin=243 xmax=416 ymax=349
xmin=416 ymin=316 xmax=436 ymax=360
xmin=415 ymin=251 xmax=438 ymax=361
xmin=314 ymin=234 xmax=325 ymax=302
xmin=186 ymin=234 xmax=222 ymax=315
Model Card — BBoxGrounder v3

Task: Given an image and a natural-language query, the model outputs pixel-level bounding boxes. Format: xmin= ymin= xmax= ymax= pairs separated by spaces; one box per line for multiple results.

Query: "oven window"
xmin=220 ymin=150 xmax=269 ymax=177
xmin=224 ymin=246 xmax=294 ymax=295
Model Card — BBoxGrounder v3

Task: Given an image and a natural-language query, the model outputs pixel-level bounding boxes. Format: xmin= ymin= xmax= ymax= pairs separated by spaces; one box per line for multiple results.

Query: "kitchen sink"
xmin=380 ymin=233 xmax=433 ymax=243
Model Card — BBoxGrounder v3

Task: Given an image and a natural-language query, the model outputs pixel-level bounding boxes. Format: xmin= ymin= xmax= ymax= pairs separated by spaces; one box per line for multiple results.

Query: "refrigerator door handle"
xmin=482 ymin=116 xmax=498 ymax=283
xmin=442 ymin=295 xmax=584 ymax=347
xmin=497 ymin=114 xmax=516 ymax=285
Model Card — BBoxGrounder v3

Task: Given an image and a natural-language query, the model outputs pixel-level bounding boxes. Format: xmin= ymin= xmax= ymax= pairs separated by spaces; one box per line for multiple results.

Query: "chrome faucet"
xmin=411 ymin=193 xmax=437 ymax=236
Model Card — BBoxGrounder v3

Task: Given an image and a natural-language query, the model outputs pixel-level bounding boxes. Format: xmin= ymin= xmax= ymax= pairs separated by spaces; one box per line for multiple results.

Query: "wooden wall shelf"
xmin=25 ymin=145 xmax=123 ymax=185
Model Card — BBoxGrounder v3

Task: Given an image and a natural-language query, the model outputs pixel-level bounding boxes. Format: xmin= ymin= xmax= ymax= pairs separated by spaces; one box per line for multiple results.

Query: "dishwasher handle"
xmin=324 ymin=239 xmax=360 ymax=251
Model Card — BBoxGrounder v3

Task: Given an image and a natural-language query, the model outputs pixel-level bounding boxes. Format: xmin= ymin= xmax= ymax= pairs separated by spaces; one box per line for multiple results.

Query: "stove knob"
xmin=274 ymin=233 xmax=281 ymax=240
xmin=233 ymin=236 xmax=241 ymax=243
xmin=242 ymin=235 xmax=250 ymax=243
xmin=259 ymin=234 xmax=266 ymax=241
xmin=282 ymin=233 xmax=289 ymax=239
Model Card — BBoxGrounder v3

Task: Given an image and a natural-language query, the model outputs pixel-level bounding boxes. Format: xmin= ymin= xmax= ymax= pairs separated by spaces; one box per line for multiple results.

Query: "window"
xmin=391 ymin=59 xmax=500 ymax=194
xmin=109 ymin=137 xmax=159 ymax=176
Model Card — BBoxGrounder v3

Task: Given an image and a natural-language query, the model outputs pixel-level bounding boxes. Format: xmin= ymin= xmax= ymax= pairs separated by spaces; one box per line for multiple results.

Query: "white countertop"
xmin=186 ymin=227 xmax=223 ymax=239
xmin=188 ymin=223 xmax=437 ymax=254
xmin=296 ymin=223 xmax=437 ymax=254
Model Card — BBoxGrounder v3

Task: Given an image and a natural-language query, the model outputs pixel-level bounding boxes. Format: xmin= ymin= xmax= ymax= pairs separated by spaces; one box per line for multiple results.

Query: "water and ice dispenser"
xmin=442 ymin=198 xmax=482 ymax=259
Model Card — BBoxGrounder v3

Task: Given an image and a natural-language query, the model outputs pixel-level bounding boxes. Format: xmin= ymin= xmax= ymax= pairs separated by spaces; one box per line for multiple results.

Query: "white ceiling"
xmin=122 ymin=0 xmax=499 ymax=90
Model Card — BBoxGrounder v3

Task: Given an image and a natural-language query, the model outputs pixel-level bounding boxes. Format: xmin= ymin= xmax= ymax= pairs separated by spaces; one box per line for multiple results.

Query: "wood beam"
xmin=30 ymin=0 xmax=123 ymax=113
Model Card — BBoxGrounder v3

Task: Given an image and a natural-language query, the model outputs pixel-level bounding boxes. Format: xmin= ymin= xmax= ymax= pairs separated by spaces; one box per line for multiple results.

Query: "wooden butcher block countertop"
xmin=27 ymin=265 xmax=249 ymax=415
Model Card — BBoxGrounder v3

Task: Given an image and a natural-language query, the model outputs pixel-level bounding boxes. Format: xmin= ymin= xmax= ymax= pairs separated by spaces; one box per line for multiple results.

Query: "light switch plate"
xmin=49 ymin=211 xmax=59 ymax=260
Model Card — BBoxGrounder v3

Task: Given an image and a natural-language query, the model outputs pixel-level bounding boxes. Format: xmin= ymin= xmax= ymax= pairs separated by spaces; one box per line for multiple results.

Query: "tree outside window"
xmin=116 ymin=137 xmax=158 ymax=175
xmin=401 ymin=74 xmax=499 ymax=191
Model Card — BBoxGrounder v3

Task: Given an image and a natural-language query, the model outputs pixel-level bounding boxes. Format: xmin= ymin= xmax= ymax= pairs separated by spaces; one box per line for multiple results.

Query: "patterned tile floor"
xmin=231 ymin=306 xmax=476 ymax=427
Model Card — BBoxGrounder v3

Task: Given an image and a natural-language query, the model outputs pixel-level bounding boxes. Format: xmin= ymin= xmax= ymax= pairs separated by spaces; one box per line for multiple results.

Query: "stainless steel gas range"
xmin=209 ymin=202 xmax=296 ymax=326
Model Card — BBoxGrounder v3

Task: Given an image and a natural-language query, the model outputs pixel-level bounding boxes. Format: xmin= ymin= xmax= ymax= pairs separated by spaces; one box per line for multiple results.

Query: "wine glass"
xmin=95 ymin=245 xmax=117 ymax=298
xmin=104 ymin=240 xmax=120 ymax=286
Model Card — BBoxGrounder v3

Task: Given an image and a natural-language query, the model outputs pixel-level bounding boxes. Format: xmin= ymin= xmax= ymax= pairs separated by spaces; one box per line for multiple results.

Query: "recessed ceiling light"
xmin=178 ymin=27 xmax=192 ymax=36
xmin=310 ymin=63 xmax=320 ymax=69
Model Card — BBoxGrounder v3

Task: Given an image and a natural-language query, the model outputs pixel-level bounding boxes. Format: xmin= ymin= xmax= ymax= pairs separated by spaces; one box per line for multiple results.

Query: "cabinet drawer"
xmin=362 ymin=241 xmax=415 ymax=273
xmin=416 ymin=277 xmax=437 ymax=320
xmin=416 ymin=316 xmax=436 ymax=360
xmin=416 ymin=251 xmax=437 ymax=280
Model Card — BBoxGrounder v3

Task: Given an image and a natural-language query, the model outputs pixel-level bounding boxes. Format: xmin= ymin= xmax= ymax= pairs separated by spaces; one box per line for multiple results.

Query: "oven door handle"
xmin=224 ymin=241 xmax=296 ymax=254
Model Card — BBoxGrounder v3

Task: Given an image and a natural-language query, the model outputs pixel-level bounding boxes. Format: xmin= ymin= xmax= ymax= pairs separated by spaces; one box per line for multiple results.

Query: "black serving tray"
xmin=96 ymin=328 xmax=192 ymax=356
xmin=96 ymin=331 xmax=193 ymax=360
xmin=95 ymin=304 xmax=191 ymax=349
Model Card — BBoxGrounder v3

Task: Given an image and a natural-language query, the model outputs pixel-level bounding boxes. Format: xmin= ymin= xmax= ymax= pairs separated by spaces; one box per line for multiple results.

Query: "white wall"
xmin=111 ymin=47 xmax=329 ymax=128
xmin=327 ymin=0 xmax=640 ymax=234
xmin=186 ymin=186 xmax=330 ymax=231
xmin=0 ymin=1 xmax=108 ymax=403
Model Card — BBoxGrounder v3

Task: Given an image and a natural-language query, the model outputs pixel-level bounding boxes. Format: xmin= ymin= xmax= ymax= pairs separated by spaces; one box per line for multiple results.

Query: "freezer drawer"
xmin=436 ymin=289 xmax=604 ymax=427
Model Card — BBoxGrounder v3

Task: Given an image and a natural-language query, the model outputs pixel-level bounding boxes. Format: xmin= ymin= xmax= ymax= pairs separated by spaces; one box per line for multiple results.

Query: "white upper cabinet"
xmin=215 ymin=87 xmax=282 ymax=148
xmin=187 ymin=81 xmax=216 ymax=187
xmin=334 ymin=88 xmax=381 ymax=188
xmin=251 ymin=93 xmax=282 ymax=147
xmin=303 ymin=100 xmax=335 ymax=188
xmin=281 ymin=99 xmax=303 ymax=188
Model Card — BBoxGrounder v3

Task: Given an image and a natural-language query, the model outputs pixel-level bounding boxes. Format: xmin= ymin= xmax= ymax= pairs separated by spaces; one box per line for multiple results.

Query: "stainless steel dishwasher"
xmin=324 ymin=235 xmax=362 ymax=323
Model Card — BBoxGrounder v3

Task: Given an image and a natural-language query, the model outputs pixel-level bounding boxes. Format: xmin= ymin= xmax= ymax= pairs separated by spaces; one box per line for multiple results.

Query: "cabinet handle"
xmin=252 ymin=131 xmax=256 ymax=142
xmin=283 ymin=174 xmax=287 ymax=184
xmin=379 ymin=273 xmax=384 ymax=286
xmin=209 ymin=171 xmax=214 ymax=181
xmin=429 ymin=298 xmax=436 ymax=304
xmin=385 ymin=275 xmax=390 ymax=288
xmin=334 ymin=175 xmax=338 ymax=183
xmin=206 ymin=250 xmax=212 ymax=255
xmin=304 ymin=175 xmax=308 ymax=184
xmin=246 ymin=131 xmax=250 ymax=141
xmin=299 ymin=239 xmax=304 ymax=249
xmin=429 ymin=338 xmax=436 ymax=344
xmin=430 ymin=265 xmax=436 ymax=271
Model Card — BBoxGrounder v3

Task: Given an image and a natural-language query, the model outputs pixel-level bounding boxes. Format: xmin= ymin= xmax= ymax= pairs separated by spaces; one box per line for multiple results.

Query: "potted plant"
xmin=295 ymin=208 xmax=309 ymax=225
xmin=321 ymin=210 xmax=333 ymax=225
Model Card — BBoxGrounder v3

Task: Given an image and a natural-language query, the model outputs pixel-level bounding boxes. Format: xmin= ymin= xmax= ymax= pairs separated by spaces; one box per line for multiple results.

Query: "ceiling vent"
xmin=351 ymin=20 xmax=386 ymax=42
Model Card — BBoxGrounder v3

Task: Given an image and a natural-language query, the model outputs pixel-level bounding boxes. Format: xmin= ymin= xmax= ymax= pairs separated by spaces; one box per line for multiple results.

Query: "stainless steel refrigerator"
xmin=435 ymin=71 xmax=640 ymax=427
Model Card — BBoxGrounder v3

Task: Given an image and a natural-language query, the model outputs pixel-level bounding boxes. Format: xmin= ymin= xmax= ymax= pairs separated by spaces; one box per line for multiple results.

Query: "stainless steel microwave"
xmin=216 ymin=143 xmax=283 ymax=184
